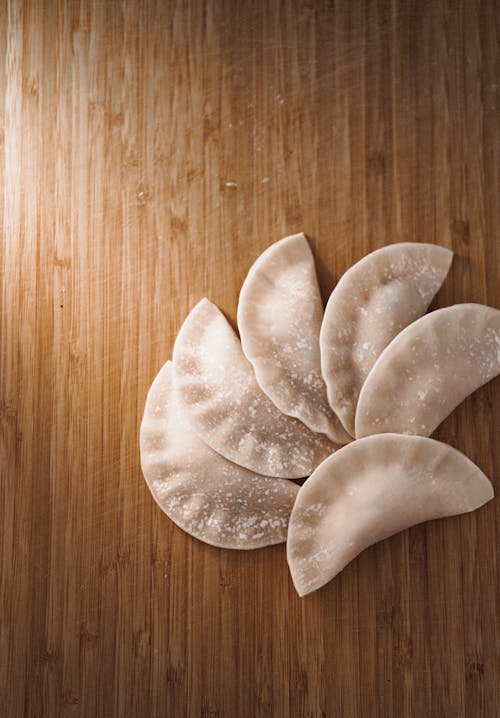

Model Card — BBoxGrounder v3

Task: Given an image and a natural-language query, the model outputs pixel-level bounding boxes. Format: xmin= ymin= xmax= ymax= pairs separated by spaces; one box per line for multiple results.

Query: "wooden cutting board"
xmin=1 ymin=1 xmax=499 ymax=716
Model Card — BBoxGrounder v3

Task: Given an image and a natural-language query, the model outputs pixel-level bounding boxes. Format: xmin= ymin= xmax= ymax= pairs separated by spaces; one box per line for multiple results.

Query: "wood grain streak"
xmin=1 ymin=1 xmax=499 ymax=716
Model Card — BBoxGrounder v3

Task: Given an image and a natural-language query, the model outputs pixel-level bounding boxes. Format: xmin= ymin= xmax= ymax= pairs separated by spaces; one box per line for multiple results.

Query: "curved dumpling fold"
xmin=172 ymin=298 xmax=336 ymax=478
xmin=140 ymin=361 xmax=300 ymax=549
xmin=237 ymin=234 xmax=351 ymax=444
xmin=320 ymin=243 xmax=453 ymax=436
xmin=287 ymin=434 xmax=493 ymax=596
xmin=356 ymin=303 xmax=500 ymax=438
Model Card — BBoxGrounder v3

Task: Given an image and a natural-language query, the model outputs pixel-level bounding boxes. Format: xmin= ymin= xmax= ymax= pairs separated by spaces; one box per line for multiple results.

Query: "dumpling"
xmin=355 ymin=303 xmax=500 ymax=438
xmin=320 ymin=243 xmax=453 ymax=436
xmin=172 ymin=298 xmax=337 ymax=478
xmin=287 ymin=434 xmax=493 ymax=596
xmin=237 ymin=234 xmax=351 ymax=444
xmin=140 ymin=361 xmax=300 ymax=549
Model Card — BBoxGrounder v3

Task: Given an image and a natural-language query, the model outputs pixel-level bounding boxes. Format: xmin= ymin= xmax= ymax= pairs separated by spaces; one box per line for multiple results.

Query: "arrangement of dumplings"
xmin=140 ymin=235 xmax=498 ymax=596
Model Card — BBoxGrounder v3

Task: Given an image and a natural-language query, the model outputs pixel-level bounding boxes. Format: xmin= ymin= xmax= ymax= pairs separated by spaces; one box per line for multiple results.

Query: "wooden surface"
xmin=1 ymin=1 xmax=499 ymax=716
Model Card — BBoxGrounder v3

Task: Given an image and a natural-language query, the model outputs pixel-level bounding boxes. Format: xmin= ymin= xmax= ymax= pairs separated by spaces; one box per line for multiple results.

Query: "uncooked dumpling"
xmin=140 ymin=361 xmax=299 ymax=549
xmin=356 ymin=303 xmax=500 ymax=438
xmin=320 ymin=243 xmax=453 ymax=436
xmin=172 ymin=298 xmax=336 ymax=478
xmin=287 ymin=434 xmax=493 ymax=596
xmin=237 ymin=234 xmax=351 ymax=444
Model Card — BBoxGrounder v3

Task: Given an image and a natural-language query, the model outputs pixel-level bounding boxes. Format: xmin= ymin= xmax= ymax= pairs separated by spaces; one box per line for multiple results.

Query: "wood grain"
xmin=1 ymin=1 xmax=499 ymax=716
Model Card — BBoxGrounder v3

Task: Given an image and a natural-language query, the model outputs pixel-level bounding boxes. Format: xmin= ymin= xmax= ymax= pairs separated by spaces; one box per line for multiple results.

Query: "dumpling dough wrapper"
xmin=140 ymin=361 xmax=299 ymax=549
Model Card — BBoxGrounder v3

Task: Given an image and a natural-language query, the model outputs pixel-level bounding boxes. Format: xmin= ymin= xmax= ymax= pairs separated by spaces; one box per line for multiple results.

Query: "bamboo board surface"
xmin=1 ymin=1 xmax=499 ymax=716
